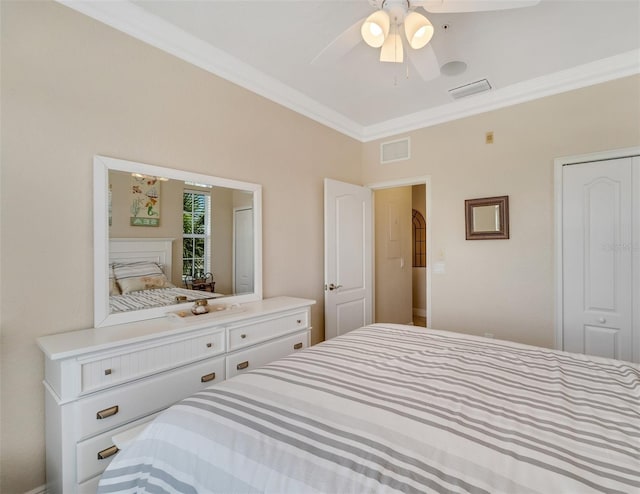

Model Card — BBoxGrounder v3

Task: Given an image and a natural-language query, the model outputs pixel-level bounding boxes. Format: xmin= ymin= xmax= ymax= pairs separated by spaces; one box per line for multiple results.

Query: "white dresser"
xmin=37 ymin=296 xmax=315 ymax=494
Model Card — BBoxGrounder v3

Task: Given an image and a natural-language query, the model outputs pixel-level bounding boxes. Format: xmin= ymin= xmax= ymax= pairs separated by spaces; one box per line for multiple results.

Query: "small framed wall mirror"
xmin=465 ymin=196 xmax=509 ymax=240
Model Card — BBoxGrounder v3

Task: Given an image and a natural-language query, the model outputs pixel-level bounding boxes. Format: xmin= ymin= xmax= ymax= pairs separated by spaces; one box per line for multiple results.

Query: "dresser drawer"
xmin=228 ymin=310 xmax=308 ymax=351
xmin=75 ymin=356 xmax=225 ymax=440
xmin=80 ymin=328 xmax=225 ymax=394
xmin=76 ymin=412 xmax=159 ymax=483
xmin=227 ymin=330 xmax=309 ymax=379
xmin=77 ymin=475 xmax=100 ymax=494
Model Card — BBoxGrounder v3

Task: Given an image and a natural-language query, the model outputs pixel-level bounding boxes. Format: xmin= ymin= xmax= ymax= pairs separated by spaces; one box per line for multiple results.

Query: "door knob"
xmin=327 ymin=283 xmax=343 ymax=291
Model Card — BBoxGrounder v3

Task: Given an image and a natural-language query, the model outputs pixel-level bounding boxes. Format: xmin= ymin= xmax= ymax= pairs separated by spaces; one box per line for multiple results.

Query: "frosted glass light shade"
xmin=404 ymin=11 xmax=434 ymax=49
xmin=361 ymin=10 xmax=390 ymax=48
xmin=380 ymin=28 xmax=404 ymax=63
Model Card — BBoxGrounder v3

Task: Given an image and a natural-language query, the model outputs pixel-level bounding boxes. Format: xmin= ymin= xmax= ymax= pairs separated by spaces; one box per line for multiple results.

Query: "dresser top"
xmin=37 ymin=296 xmax=315 ymax=360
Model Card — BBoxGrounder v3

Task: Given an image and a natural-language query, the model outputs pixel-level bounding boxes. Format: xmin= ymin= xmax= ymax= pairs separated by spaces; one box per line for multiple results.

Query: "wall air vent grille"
xmin=380 ymin=137 xmax=411 ymax=164
xmin=448 ymin=79 xmax=492 ymax=100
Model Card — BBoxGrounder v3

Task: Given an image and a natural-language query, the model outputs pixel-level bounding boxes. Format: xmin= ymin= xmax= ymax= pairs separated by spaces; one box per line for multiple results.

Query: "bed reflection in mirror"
xmin=95 ymin=155 xmax=262 ymax=327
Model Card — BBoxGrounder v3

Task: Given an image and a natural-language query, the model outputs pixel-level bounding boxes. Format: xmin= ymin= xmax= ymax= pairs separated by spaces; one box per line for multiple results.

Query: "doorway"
xmin=369 ymin=177 xmax=431 ymax=328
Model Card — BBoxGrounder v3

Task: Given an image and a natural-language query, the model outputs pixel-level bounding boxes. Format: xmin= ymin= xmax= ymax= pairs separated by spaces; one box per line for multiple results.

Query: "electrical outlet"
xmin=485 ymin=131 xmax=494 ymax=144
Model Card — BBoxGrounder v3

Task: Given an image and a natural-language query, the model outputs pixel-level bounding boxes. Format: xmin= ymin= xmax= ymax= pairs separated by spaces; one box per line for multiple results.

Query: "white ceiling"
xmin=61 ymin=0 xmax=640 ymax=141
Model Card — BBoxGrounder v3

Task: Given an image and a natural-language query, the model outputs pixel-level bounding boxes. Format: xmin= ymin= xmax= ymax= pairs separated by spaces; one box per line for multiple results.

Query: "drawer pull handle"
xmin=206 ymin=342 xmax=213 ymax=348
xmin=96 ymin=405 xmax=119 ymax=420
xmin=104 ymin=368 xmax=112 ymax=376
xmin=237 ymin=361 xmax=249 ymax=370
xmin=201 ymin=372 xmax=216 ymax=383
xmin=293 ymin=342 xmax=303 ymax=350
xmin=297 ymin=319 xmax=302 ymax=324
xmin=97 ymin=445 xmax=119 ymax=460
xmin=240 ymin=334 xmax=247 ymax=339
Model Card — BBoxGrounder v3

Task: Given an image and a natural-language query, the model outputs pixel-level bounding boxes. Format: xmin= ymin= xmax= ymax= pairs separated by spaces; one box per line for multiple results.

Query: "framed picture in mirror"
xmin=465 ymin=195 xmax=509 ymax=240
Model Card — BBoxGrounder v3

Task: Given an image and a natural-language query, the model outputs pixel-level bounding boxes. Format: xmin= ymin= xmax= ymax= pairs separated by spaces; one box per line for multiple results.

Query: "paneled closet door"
xmin=562 ymin=157 xmax=638 ymax=362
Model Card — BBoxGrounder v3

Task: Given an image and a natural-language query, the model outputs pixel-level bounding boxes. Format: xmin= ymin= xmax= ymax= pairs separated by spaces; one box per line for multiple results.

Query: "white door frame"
xmin=553 ymin=145 xmax=640 ymax=354
xmin=367 ymin=176 xmax=432 ymax=328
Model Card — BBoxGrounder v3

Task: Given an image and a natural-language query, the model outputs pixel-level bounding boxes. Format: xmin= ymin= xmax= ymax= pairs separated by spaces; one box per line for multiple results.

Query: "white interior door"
xmin=324 ymin=178 xmax=372 ymax=340
xmin=562 ymin=157 xmax=638 ymax=361
xmin=233 ymin=207 xmax=254 ymax=294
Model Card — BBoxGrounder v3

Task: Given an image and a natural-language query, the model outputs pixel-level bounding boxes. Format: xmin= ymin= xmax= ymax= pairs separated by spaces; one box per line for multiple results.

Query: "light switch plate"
xmin=433 ymin=261 xmax=446 ymax=274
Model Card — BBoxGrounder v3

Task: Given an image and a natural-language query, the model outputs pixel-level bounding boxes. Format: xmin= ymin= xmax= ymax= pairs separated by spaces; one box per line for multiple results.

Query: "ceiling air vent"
xmin=448 ymin=79 xmax=492 ymax=100
xmin=380 ymin=137 xmax=410 ymax=164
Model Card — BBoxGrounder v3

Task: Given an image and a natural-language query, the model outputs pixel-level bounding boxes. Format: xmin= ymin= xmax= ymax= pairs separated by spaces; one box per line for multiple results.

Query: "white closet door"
xmin=234 ymin=207 xmax=254 ymax=294
xmin=562 ymin=157 xmax=635 ymax=361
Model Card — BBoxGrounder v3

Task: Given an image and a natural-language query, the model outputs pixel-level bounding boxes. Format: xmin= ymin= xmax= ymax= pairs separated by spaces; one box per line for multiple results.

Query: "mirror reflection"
xmin=472 ymin=205 xmax=501 ymax=232
xmin=94 ymin=155 xmax=262 ymax=327
xmin=109 ymin=170 xmax=254 ymax=298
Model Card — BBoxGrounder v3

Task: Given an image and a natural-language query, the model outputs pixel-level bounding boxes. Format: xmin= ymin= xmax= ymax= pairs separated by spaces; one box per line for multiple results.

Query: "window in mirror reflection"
xmin=183 ymin=188 xmax=211 ymax=279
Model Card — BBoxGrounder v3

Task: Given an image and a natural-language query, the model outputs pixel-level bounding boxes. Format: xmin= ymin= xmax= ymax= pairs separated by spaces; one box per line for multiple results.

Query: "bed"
xmin=97 ymin=323 xmax=640 ymax=494
xmin=108 ymin=238 xmax=223 ymax=313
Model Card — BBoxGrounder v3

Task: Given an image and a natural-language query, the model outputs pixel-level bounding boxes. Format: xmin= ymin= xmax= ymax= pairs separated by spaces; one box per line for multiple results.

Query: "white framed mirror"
xmin=94 ymin=155 xmax=262 ymax=327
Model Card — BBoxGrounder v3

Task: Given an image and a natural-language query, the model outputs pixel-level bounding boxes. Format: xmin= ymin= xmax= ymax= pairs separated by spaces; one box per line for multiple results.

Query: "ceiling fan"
xmin=312 ymin=0 xmax=540 ymax=81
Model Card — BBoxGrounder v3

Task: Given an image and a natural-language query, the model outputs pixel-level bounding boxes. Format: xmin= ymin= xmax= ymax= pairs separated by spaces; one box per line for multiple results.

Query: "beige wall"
xmin=374 ymin=186 xmax=413 ymax=324
xmin=0 ymin=2 xmax=361 ymax=492
xmin=363 ymin=74 xmax=640 ymax=346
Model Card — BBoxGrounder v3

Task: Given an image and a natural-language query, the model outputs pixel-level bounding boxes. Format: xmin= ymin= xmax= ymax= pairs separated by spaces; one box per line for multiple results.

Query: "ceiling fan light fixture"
xmin=404 ymin=11 xmax=434 ymax=49
xmin=361 ymin=10 xmax=390 ymax=48
xmin=380 ymin=25 xmax=404 ymax=63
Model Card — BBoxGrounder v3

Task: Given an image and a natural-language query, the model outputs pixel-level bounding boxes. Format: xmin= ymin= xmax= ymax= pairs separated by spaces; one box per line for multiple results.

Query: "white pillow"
xmin=112 ymin=261 xmax=173 ymax=294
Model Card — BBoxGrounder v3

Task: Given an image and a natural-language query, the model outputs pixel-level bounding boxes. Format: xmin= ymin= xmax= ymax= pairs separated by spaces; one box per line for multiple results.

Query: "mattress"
xmin=109 ymin=287 xmax=223 ymax=313
xmin=98 ymin=324 xmax=640 ymax=493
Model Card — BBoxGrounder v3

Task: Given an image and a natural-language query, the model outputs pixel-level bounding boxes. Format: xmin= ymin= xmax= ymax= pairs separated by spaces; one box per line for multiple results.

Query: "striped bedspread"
xmin=109 ymin=287 xmax=223 ymax=313
xmin=98 ymin=324 xmax=640 ymax=494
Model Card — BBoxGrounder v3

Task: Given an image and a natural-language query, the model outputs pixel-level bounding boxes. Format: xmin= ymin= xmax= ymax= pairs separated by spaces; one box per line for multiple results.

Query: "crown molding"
xmin=361 ymin=49 xmax=640 ymax=142
xmin=58 ymin=1 xmax=639 ymax=143
xmin=57 ymin=0 xmax=365 ymax=141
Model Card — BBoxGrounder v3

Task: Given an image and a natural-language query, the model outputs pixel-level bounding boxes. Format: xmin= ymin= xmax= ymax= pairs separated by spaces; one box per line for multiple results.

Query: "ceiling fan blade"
xmin=414 ymin=0 xmax=540 ymax=14
xmin=408 ymin=44 xmax=440 ymax=82
xmin=311 ymin=18 xmax=364 ymax=66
